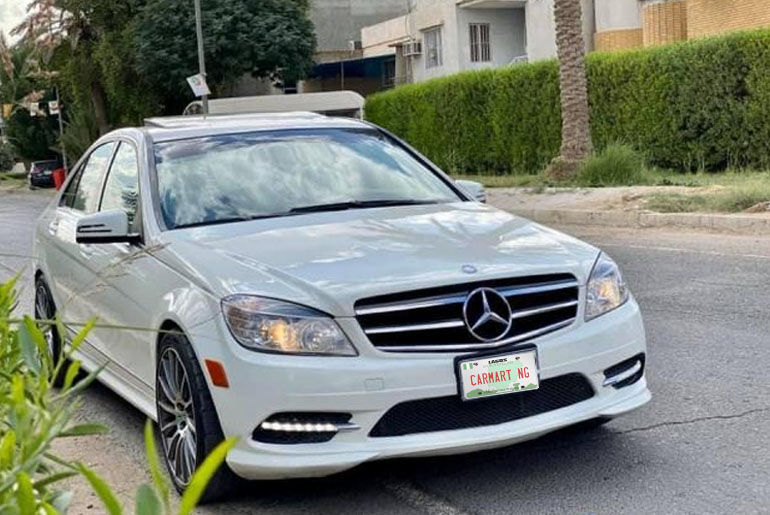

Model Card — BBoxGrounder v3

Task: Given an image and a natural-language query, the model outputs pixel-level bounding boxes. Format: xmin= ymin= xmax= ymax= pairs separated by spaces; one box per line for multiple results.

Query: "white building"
xmin=361 ymin=0 xmax=596 ymax=84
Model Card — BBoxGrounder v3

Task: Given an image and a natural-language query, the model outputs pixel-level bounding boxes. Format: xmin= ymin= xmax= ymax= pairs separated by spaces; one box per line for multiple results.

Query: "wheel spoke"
xmin=158 ymin=373 xmax=176 ymax=404
xmin=161 ymin=357 xmax=178 ymax=395
xmin=157 ymin=400 xmax=177 ymax=416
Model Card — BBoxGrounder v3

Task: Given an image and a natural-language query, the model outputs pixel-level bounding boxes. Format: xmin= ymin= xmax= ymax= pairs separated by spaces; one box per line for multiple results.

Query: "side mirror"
xmin=76 ymin=209 xmax=141 ymax=245
xmin=455 ymin=180 xmax=487 ymax=203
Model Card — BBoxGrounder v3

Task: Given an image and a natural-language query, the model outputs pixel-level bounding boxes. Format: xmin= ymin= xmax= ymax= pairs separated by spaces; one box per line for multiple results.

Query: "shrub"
xmin=0 ymin=276 xmax=234 ymax=513
xmin=0 ymin=277 xmax=106 ymax=513
xmin=365 ymin=28 xmax=770 ymax=175
xmin=577 ymin=143 xmax=646 ymax=186
xmin=0 ymin=143 xmax=15 ymax=172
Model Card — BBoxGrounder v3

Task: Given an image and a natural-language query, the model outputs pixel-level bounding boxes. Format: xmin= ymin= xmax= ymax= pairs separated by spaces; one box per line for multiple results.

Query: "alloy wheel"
xmin=157 ymin=347 xmax=198 ymax=487
xmin=35 ymin=282 xmax=56 ymax=359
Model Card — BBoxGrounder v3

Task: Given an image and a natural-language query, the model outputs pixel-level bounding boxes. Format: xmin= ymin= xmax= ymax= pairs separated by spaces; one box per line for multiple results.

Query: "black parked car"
xmin=28 ymin=160 xmax=61 ymax=188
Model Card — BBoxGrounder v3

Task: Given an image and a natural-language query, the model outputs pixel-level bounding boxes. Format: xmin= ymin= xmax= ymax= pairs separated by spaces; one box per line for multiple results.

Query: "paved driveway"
xmin=2 ymin=188 xmax=769 ymax=514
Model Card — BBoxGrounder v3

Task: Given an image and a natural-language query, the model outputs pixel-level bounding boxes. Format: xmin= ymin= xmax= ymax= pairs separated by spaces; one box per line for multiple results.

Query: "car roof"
xmin=141 ymin=111 xmax=372 ymax=143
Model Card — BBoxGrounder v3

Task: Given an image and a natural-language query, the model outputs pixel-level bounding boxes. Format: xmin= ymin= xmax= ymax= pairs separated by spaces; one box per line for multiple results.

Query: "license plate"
xmin=457 ymin=349 xmax=539 ymax=401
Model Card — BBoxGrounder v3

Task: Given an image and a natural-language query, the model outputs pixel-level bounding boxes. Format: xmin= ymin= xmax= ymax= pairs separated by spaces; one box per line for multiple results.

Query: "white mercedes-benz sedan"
xmin=33 ymin=112 xmax=650 ymax=501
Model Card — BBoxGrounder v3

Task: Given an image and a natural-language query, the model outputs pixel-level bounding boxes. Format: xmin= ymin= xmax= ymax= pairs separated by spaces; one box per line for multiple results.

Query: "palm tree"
xmin=0 ymin=35 xmax=39 ymax=107
xmin=549 ymin=0 xmax=592 ymax=179
xmin=12 ymin=0 xmax=110 ymax=135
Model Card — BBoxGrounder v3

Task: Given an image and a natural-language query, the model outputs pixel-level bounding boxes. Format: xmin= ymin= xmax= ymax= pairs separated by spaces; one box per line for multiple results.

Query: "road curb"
xmin=504 ymin=207 xmax=770 ymax=235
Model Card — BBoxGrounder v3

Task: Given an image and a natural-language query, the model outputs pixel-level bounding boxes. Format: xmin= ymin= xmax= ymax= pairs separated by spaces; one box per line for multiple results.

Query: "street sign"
xmin=186 ymin=73 xmax=211 ymax=97
xmin=48 ymin=100 xmax=60 ymax=115
xmin=28 ymin=103 xmax=43 ymax=117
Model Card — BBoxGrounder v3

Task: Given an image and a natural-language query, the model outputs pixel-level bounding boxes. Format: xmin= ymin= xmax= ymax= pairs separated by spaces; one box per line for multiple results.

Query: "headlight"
xmin=221 ymin=295 xmax=357 ymax=356
xmin=585 ymin=252 xmax=629 ymax=321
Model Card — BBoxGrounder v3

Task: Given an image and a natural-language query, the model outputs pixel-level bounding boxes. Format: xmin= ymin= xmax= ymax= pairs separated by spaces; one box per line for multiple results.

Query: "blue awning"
xmin=311 ymin=54 xmax=394 ymax=79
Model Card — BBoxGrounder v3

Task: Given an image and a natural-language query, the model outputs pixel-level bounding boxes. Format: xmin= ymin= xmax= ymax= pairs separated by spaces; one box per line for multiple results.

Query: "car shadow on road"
xmin=74 ymin=378 xmax=651 ymax=513
xmin=209 ymin=421 xmax=648 ymax=513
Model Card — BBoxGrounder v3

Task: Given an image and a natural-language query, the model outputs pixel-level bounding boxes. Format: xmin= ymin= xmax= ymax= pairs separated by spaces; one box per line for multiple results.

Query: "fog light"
xmin=603 ymin=354 xmax=645 ymax=389
xmin=252 ymin=413 xmax=359 ymax=444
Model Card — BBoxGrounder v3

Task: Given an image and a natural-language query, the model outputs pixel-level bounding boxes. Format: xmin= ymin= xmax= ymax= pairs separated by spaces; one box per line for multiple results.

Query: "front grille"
xmin=369 ymin=373 xmax=594 ymax=437
xmin=355 ymin=274 xmax=579 ymax=352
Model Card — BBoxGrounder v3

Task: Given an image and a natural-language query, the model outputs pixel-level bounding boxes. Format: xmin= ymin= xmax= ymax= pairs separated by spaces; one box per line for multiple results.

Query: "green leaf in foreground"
xmin=143 ymin=419 xmax=170 ymax=512
xmin=17 ymin=320 xmax=41 ymax=374
xmin=16 ymin=472 xmax=36 ymax=515
xmin=135 ymin=484 xmax=162 ymax=515
xmin=76 ymin=463 xmax=123 ymax=515
xmin=178 ymin=437 xmax=237 ymax=515
xmin=60 ymin=423 xmax=109 ymax=437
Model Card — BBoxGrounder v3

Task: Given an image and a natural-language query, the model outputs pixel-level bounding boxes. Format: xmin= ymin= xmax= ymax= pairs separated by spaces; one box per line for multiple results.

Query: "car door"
xmin=46 ymin=142 xmax=116 ymax=336
xmin=80 ymin=140 xmax=157 ymax=392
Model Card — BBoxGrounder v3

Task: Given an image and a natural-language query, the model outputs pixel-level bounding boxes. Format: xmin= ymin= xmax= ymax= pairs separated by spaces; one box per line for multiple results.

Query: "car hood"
xmin=157 ymin=202 xmax=599 ymax=316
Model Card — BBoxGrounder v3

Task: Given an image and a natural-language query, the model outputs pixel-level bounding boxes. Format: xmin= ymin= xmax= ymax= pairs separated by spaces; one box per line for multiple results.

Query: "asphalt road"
xmin=1 ymin=188 xmax=769 ymax=514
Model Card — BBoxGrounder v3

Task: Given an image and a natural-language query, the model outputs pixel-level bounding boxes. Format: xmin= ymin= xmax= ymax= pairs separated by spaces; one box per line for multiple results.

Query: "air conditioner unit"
xmin=402 ymin=40 xmax=422 ymax=57
xmin=348 ymin=40 xmax=363 ymax=51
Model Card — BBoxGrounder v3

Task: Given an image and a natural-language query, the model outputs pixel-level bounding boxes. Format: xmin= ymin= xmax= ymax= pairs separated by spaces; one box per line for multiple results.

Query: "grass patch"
xmin=647 ymin=180 xmax=770 ymax=213
xmin=453 ymin=174 xmax=542 ymax=188
xmin=0 ymin=173 xmax=26 ymax=190
xmin=577 ymin=144 xmax=646 ymax=186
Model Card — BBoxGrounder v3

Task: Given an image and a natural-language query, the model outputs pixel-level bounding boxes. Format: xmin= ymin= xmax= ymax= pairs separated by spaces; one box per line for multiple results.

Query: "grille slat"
xmin=355 ymin=274 xmax=579 ymax=352
xmin=369 ymin=373 xmax=594 ymax=437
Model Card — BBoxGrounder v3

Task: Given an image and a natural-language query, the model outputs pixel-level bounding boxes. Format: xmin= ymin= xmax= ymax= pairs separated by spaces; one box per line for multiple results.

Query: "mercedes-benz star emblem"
xmin=462 ymin=287 xmax=513 ymax=342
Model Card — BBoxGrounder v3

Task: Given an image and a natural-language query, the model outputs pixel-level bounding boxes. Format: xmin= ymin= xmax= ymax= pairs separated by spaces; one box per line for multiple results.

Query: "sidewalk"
xmin=488 ymin=187 xmax=770 ymax=235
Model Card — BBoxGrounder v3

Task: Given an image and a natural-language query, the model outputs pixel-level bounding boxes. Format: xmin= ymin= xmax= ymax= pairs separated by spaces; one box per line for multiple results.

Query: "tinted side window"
xmin=100 ymin=142 xmax=139 ymax=230
xmin=60 ymin=165 xmax=83 ymax=208
xmin=71 ymin=142 xmax=115 ymax=213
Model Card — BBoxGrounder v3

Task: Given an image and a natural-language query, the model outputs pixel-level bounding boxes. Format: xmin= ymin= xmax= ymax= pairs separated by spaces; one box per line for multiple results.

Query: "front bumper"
xmin=190 ymin=298 xmax=650 ymax=480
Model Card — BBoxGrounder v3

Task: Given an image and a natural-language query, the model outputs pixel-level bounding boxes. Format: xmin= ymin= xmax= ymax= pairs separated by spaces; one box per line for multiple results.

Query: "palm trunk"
xmin=550 ymin=0 xmax=592 ymax=179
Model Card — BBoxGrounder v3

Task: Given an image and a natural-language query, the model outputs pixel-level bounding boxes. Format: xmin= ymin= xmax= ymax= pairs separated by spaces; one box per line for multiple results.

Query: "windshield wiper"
xmin=288 ymin=199 xmax=440 ymax=214
xmin=173 ymin=212 xmax=294 ymax=229
xmin=173 ymin=199 xmax=442 ymax=229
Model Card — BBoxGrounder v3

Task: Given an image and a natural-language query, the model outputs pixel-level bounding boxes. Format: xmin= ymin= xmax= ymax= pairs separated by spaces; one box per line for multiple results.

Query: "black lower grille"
xmin=369 ymin=374 xmax=594 ymax=437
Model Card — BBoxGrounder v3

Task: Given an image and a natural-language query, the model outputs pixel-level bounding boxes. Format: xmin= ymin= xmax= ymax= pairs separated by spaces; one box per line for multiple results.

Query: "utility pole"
xmin=54 ymin=86 xmax=68 ymax=173
xmin=193 ymin=0 xmax=208 ymax=114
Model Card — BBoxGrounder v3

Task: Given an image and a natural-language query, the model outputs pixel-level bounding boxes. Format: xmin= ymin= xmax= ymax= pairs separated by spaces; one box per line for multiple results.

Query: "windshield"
xmin=153 ymin=128 xmax=461 ymax=229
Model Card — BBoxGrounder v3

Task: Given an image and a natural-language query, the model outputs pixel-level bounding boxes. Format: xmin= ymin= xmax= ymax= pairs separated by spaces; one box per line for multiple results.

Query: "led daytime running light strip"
xmin=259 ymin=420 xmax=360 ymax=433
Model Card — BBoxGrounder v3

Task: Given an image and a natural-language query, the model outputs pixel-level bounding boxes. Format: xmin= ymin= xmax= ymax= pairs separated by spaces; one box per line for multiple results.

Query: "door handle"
xmin=48 ymin=220 xmax=59 ymax=235
xmin=79 ymin=244 xmax=95 ymax=258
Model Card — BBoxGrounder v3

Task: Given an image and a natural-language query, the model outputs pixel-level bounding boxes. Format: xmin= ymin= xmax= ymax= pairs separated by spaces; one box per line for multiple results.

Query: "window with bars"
xmin=469 ymin=23 xmax=491 ymax=63
xmin=423 ymin=27 xmax=443 ymax=69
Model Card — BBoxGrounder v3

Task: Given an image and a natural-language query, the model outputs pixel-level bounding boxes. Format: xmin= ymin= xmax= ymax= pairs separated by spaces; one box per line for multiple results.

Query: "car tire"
xmin=156 ymin=330 xmax=238 ymax=503
xmin=34 ymin=277 xmax=65 ymax=385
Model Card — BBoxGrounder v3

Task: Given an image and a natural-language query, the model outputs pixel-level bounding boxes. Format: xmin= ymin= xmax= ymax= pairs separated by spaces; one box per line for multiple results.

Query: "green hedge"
xmin=365 ymin=29 xmax=770 ymax=174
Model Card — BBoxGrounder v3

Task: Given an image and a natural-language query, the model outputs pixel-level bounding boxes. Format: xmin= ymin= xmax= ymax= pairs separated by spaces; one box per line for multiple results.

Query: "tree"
xmin=135 ymin=0 xmax=316 ymax=113
xmin=12 ymin=0 xmax=150 ymax=135
xmin=0 ymin=38 xmax=59 ymax=163
xmin=548 ymin=0 xmax=592 ymax=179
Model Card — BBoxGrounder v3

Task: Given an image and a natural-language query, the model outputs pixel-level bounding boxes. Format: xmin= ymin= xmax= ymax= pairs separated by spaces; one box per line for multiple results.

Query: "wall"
xmin=457 ymin=8 xmax=527 ymax=70
xmin=595 ymin=0 xmax=641 ymax=31
xmin=525 ymin=0 xmax=595 ymax=61
xmin=687 ymin=0 xmax=770 ymax=39
xmin=595 ymin=28 xmax=643 ymax=51
xmin=310 ymin=0 xmax=410 ymax=55
xmin=642 ymin=0 xmax=688 ymax=46
xmin=409 ymin=2 xmax=462 ymax=81
xmin=362 ymin=15 xmax=409 ymax=56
